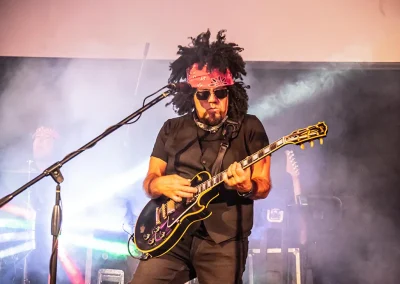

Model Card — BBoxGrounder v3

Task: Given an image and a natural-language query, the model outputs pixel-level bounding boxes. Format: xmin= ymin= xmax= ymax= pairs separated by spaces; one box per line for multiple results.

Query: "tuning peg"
xmin=300 ymin=144 xmax=305 ymax=150
xmin=310 ymin=141 xmax=314 ymax=148
xmin=320 ymin=138 xmax=324 ymax=145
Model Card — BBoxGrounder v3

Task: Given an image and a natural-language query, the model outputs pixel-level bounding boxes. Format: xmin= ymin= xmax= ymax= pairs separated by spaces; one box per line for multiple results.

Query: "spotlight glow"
xmin=0 ymin=218 xmax=34 ymax=230
xmin=58 ymin=247 xmax=85 ymax=284
xmin=70 ymin=159 xmax=149 ymax=213
xmin=60 ymin=233 xmax=129 ymax=257
xmin=249 ymin=69 xmax=344 ymax=120
xmin=0 ymin=204 xmax=36 ymax=220
xmin=0 ymin=231 xmax=34 ymax=243
xmin=0 ymin=240 xmax=35 ymax=259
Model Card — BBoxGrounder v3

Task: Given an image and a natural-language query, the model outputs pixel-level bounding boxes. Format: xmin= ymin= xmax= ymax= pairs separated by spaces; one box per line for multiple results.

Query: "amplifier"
xmin=245 ymin=248 xmax=302 ymax=284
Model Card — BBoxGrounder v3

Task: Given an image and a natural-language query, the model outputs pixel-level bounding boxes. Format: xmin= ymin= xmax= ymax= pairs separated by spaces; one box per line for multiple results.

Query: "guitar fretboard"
xmin=194 ymin=137 xmax=286 ymax=195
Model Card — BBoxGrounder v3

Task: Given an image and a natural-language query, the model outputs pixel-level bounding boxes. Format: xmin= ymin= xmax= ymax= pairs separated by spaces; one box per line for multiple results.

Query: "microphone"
xmin=167 ymin=82 xmax=194 ymax=93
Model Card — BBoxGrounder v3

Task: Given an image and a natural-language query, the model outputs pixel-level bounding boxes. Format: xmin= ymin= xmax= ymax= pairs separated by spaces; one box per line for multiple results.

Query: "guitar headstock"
xmin=285 ymin=121 xmax=328 ymax=149
xmin=285 ymin=150 xmax=299 ymax=178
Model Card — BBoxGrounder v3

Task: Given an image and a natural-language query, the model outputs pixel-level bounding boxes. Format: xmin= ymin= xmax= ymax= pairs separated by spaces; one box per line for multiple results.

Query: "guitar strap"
xmin=211 ymin=117 xmax=242 ymax=176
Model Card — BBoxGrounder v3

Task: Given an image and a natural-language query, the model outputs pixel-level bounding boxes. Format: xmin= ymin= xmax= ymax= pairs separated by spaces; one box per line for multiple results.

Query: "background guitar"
xmin=285 ymin=150 xmax=307 ymax=245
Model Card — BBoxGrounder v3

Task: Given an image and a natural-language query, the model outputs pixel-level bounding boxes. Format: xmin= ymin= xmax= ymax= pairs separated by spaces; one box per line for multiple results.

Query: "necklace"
xmin=193 ymin=113 xmax=228 ymax=133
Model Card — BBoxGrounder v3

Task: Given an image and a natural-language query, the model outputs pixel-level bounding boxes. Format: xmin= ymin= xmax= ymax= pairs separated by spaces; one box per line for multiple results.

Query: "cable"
xmin=127 ymin=233 xmax=149 ymax=261
xmin=121 ymin=222 xmax=148 ymax=261
xmin=126 ymin=85 xmax=166 ymax=125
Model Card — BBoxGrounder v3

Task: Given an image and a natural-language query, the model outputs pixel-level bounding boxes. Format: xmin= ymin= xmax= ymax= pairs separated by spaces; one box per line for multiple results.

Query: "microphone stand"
xmin=0 ymin=88 xmax=172 ymax=284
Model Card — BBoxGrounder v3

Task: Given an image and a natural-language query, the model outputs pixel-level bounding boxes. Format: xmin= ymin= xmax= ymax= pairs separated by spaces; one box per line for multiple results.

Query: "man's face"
xmin=33 ymin=135 xmax=55 ymax=160
xmin=193 ymin=87 xmax=229 ymax=126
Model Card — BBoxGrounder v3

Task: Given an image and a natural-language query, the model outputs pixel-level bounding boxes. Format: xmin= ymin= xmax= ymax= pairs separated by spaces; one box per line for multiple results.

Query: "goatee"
xmin=201 ymin=114 xmax=223 ymax=126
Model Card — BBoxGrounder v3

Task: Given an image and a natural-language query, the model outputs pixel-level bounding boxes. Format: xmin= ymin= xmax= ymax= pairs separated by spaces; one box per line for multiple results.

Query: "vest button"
xmin=202 ymin=160 xmax=206 ymax=164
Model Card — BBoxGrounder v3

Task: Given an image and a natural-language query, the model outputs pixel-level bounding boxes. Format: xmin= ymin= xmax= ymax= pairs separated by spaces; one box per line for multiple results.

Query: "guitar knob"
xmin=310 ymin=141 xmax=314 ymax=148
xmin=300 ymin=144 xmax=305 ymax=150
xmin=153 ymin=226 xmax=160 ymax=233
xmin=320 ymin=138 xmax=324 ymax=145
xmin=143 ymin=234 xmax=150 ymax=241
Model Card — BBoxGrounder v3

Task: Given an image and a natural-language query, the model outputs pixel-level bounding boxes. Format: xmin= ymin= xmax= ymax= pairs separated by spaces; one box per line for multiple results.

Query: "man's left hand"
xmin=223 ymin=162 xmax=252 ymax=193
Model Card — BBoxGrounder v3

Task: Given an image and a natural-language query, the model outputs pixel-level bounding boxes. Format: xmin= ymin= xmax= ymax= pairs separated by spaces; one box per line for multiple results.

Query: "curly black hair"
xmin=166 ymin=29 xmax=249 ymax=120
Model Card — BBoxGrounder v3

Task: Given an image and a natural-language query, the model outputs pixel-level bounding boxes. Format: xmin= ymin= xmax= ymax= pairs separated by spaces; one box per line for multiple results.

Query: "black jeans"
xmin=129 ymin=235 xmax=248 ymax=284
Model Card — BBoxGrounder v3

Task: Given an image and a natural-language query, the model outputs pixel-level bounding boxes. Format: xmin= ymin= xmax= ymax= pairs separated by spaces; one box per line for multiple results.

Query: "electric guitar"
xmin=133 ymin=122 xmax=328 ymax=259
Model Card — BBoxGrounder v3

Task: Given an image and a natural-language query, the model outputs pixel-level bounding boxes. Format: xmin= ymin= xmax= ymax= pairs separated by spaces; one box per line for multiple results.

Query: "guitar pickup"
xmin=167 ymin=200 xmax=176 ymax=215
xmin=161 ymin=203 xmax=167 ymax=219
xmin=155 ymin=207 xmax=161 ymax=225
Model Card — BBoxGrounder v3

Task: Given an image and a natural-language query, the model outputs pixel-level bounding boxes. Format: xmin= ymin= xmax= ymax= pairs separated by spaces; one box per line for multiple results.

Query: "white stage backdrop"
xmin=0 ymin=0 xmax=399 ymax=62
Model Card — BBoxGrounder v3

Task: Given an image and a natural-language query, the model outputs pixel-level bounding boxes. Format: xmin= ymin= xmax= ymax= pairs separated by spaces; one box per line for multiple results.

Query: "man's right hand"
xmin=150 ymin=174 xmax=198 ymax=202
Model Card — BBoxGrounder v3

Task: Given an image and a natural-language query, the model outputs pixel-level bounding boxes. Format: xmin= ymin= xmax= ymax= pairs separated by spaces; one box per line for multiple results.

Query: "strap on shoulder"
xmin=211 ymin=117 xmax=243 ymax=175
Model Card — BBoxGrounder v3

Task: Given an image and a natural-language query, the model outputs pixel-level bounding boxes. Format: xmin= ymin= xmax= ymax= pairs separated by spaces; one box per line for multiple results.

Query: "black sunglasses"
xmin=195 ymin=88 xmax=229 ymax=101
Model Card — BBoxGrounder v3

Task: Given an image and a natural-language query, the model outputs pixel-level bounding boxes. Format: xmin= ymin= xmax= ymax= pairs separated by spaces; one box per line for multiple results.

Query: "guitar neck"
xmin=291 ymin=176 xmax=302 ymax=204
xmin=196 ymin=137 xmax=286 ymax=193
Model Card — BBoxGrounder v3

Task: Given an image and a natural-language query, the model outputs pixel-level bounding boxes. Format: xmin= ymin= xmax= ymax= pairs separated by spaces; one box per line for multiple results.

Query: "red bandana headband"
xmin=186 ymin=63 xmax=234 ymax=89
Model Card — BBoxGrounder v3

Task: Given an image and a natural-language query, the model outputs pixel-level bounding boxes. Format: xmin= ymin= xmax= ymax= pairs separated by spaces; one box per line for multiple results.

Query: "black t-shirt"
xmin=150 ymin=113 xmax=270 ymax=243
xmin=152 ymin=114 xmax=269 ymax=176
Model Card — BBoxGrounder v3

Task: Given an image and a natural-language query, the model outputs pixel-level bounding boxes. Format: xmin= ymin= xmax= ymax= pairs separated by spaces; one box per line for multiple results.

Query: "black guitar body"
xmin=134 ymin=171 xmax=216 ymax=258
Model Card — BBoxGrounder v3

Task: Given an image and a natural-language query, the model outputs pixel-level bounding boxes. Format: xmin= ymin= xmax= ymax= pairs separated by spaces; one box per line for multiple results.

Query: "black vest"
xmin=160 ymin=114 xmax=257 ymax=243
